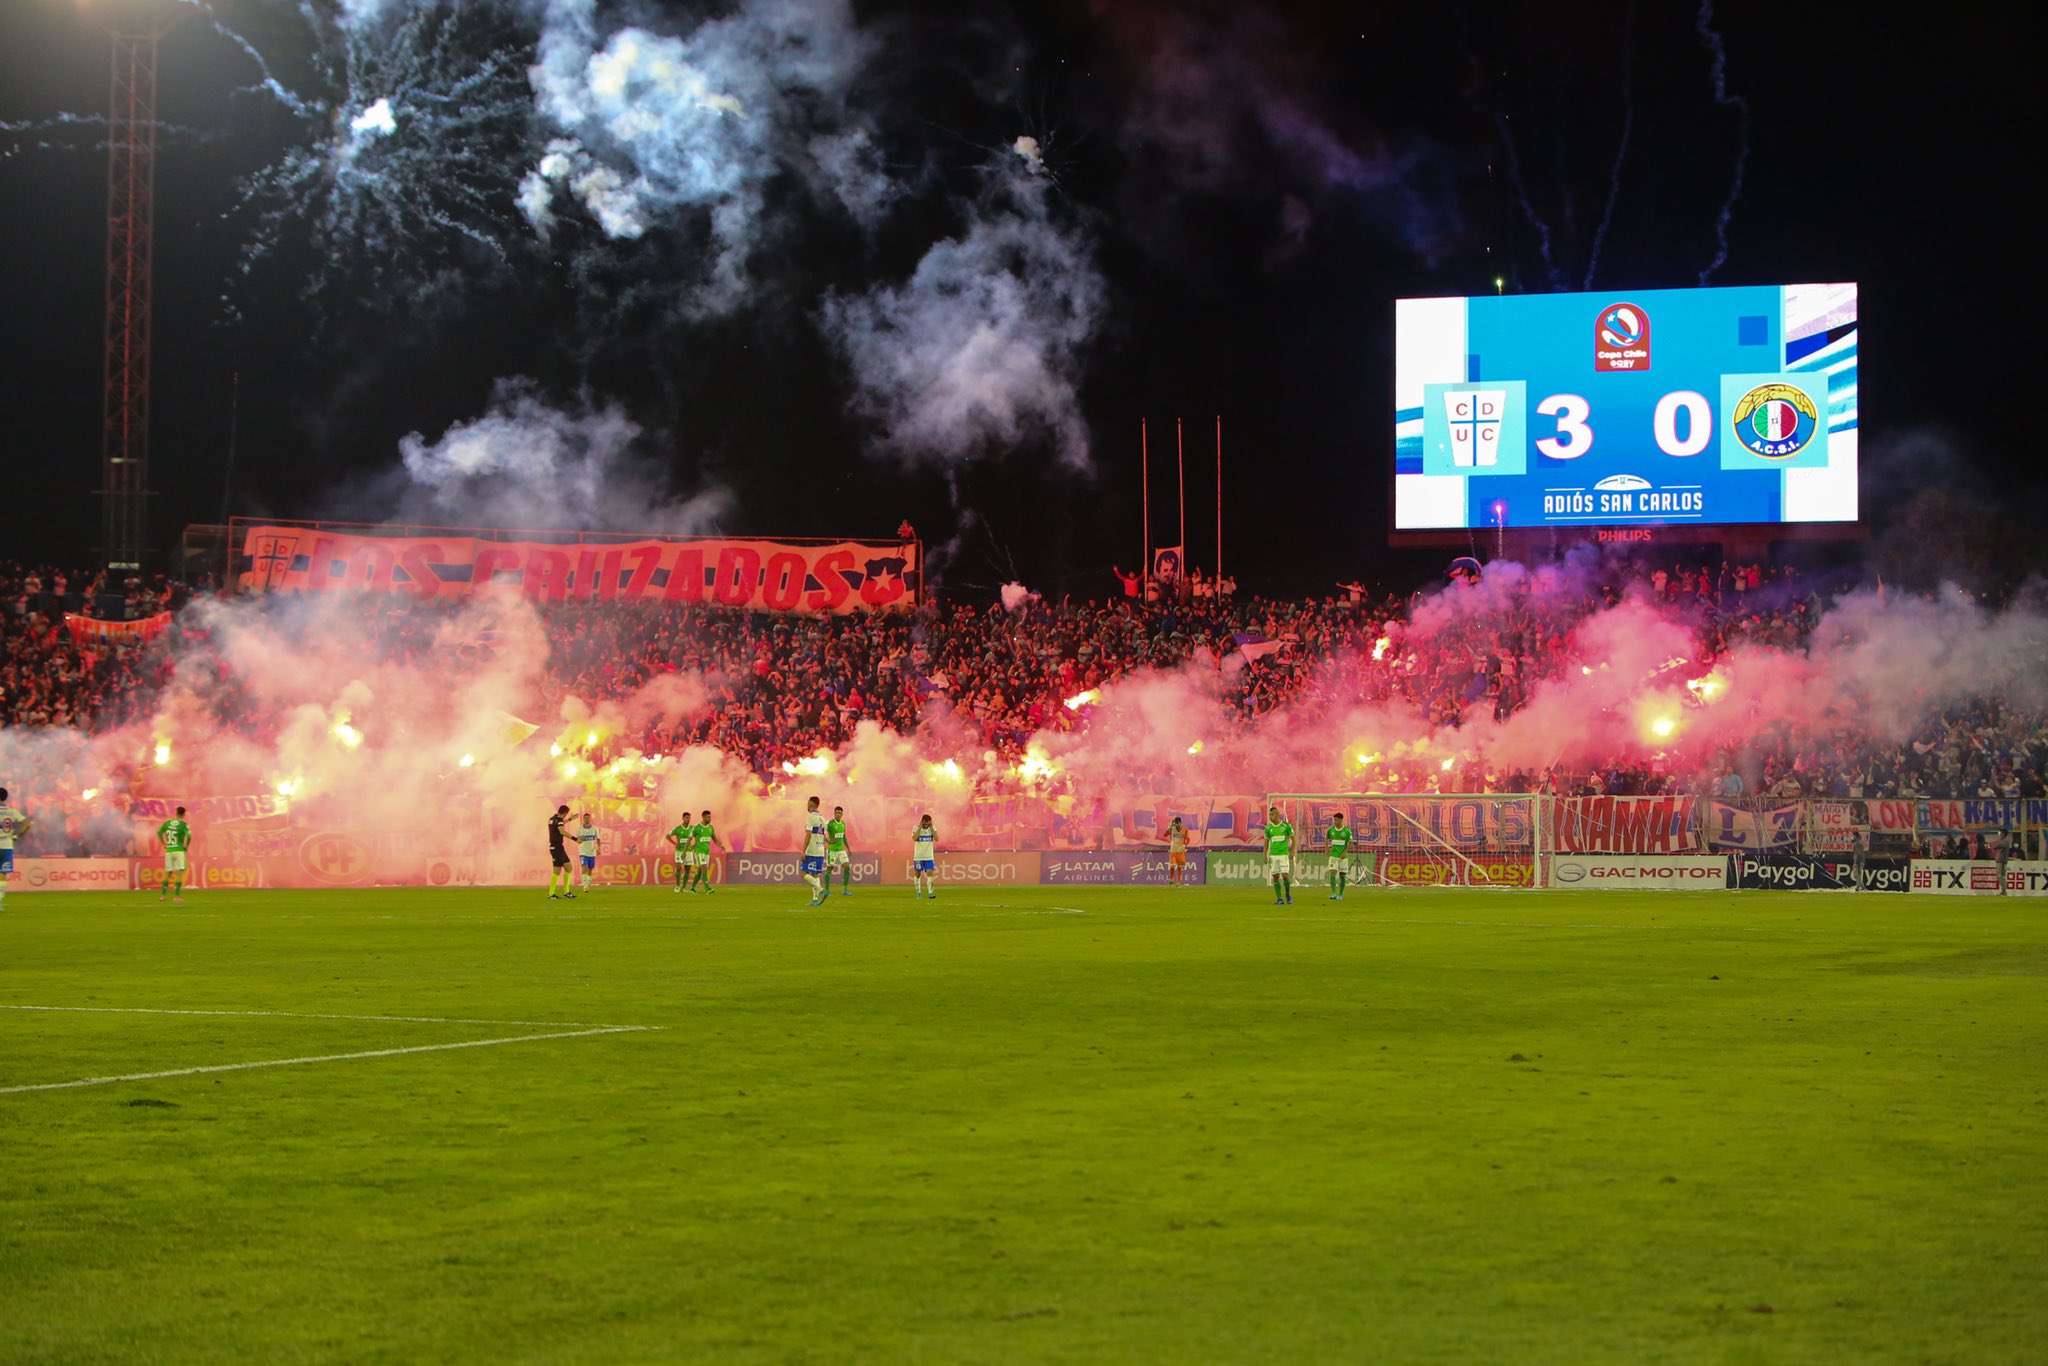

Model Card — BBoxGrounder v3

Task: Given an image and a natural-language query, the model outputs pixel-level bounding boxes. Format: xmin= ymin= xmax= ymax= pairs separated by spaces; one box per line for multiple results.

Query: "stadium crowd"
xmin=4 ymin=555 xmax=2045 ymax=854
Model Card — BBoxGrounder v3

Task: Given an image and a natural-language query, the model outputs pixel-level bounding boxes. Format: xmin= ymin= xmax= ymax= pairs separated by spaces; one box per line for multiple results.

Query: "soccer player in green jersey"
xmin=1326 ymin=811 xmax=1354 ymax=900
xmin=158 ymin=805 xmax=193 ymax=903
xmin=1265 ymin=805 xmax=1294 ymax=905
xmin=826 ymin=805 xmax=852 ymax=895
xmin=0 ymin=787 xmax=32 ymax=912
xmin=688 ymin=810 xmax=724 ymax=892
xmin=679 ymin=810 xmax=704 ymax=897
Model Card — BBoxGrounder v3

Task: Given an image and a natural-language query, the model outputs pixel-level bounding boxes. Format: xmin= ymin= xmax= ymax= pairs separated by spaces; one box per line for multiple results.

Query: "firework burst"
xmin=233 ymin=0 xmax=539 ymax=308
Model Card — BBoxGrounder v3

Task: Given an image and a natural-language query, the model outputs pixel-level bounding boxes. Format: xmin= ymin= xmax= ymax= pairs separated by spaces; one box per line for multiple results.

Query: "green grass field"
xmin=2 ymin=883 xmax=2043 ymax=1364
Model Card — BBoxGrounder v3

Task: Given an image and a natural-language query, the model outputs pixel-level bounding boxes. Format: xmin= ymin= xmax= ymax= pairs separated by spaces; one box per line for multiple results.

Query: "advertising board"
xmin=15 ymin=858 xmax=136 ymax=892
xmin=1730 ymin=856 xmax=1837 ymax=890
xmin=1041 ymin=851 xmax=1207 ymax=886
xmin=722 ymin=852 xmax=883 ymax=887
xmin=1207 ymin=852 xmax=1383 ymax=886
xmin=1549 ymin=855 xmax=1728 ymax=889
xmin=887 ymin=853 xmax=1043 ymax=886
xmin=1907 ymin=860 xmax=2048 ymax=896
xmin=1822 ymin=857 xmax=1909 ymax=892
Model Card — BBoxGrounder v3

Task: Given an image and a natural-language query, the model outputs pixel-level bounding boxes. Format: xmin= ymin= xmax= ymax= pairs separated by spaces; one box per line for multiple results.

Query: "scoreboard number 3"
xmin=1535 ymin=390 xmax=1713 ymax=460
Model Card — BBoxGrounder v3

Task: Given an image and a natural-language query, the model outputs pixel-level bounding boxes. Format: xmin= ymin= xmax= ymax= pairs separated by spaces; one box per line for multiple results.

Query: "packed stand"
xmin=2 ymin=557 xmax=2045 ymax=815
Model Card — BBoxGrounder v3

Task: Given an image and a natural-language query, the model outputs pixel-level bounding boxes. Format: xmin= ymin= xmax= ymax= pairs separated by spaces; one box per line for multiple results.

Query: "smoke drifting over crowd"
xmin=7 ymin=553 xmax=2044 ymax=878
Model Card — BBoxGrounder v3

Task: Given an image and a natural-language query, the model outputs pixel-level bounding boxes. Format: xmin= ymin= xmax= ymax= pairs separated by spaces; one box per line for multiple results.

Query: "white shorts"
xmin=165 ymin=852 xmax=188 ymax=872
xmin=685 ymin=851 xmax=705 ymax=868
xmin=826 ymin=849 xmax=849 ymax=868
xmin=1267 ymin=855 xmax=1292 ymax=877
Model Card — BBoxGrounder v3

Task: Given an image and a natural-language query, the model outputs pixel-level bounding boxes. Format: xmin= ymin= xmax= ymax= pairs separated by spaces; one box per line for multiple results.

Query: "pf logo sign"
xmin=300 ymin=834 xmax=370 ymax=886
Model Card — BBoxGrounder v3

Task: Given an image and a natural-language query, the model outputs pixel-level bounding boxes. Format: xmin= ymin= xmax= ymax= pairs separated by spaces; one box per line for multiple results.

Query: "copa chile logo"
xmin=1594 ymin=302 xmax=1650 ymax=372
xmin=1730 ymin=383 xmax=1819 ymax=459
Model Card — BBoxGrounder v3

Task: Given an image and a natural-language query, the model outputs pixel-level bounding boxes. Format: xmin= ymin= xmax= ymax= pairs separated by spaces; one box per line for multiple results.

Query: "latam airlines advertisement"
xmin=1394 ymin=283 xmax=1858 ymax=532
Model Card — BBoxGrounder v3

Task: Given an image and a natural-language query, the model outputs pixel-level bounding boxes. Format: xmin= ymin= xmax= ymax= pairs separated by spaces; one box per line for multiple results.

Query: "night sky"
xmin=0 ymin=1 xmax=2029 ymax=597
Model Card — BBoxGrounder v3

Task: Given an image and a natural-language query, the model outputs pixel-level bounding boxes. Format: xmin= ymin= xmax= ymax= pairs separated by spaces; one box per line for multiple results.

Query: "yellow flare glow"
xmin=1686 ymin=675 xmax=1723 ymax=701
xmin=1355 ymin=751 xmax=1380 ymax=767
xmin=1649 ymin=716 xmax=1676 ymax=739
xmin=783 ymin=752 xmax=832 ymax=777
xmin=560 ymin=760 xmax=579 ymax=779
xmin=1440 ymin=757 xmax=1456 ymax=771
xmin=1581 ymin=666 xmax=1594 ymax=676
xmin=550 ymin=742 xmax=563 ymax=757
xmin=333 ymin=722 xmax=362 ymax=749
xmin=458 ymin=754 xmax=475 ymax=768
xmin=925 ymin=758 xmax=966 ymax=786
xmin=153 ymin=743 xmax=171 ymax=765
xmin=1063 ymin=689 xmax=1100 ymax=711
xmin=1372 ymin=636 xmax=1391 ymax=661
xmin=586 ymin=731 xmax=600 ymax=748
xmin=80 ymin=788 xmax=98 ymax=800
xmin=274 ymin=778 xmax=298 ymax=797
xmin=1187 ymin=741 xmax=1205 ymax=755
xmin=1018 ymin=746 xmax=1058 ymax=782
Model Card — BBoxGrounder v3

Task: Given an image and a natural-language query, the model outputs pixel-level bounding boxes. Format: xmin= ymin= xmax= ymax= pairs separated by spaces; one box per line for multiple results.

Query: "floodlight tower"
xmin=83 ymin=0 xmax=182 ymax=572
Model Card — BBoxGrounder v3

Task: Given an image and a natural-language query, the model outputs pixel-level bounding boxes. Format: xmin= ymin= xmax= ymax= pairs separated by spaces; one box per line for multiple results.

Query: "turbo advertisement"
xmin=1395 ymin=282 xmax=1859 ymax=531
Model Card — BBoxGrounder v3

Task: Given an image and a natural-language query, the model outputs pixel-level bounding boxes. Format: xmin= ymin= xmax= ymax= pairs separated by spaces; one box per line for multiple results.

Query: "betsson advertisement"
xmin=1393 ymin=282 xmax=1858 ymax=533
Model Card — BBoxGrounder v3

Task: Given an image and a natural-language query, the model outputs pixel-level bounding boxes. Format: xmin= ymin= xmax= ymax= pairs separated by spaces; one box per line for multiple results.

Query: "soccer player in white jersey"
xmin=576 ymin=813 xmax=601 ymax=892
xmin=802 ymin=795 xmax=830 ymax=906
xmin=0 ymin=787 xmax=30 ymax=912
xmin=911 ymin=814 xmax=939 ymax=899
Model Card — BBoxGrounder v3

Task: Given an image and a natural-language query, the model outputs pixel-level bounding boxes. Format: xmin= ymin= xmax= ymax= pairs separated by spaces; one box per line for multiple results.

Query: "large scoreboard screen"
xmin=1393 ymin=282 xmax=1858 ymax=535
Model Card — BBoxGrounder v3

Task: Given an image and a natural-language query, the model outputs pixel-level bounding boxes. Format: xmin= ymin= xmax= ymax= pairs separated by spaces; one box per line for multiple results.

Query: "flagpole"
xmin=1141 ymin=418 xmax=1150 ymax=582
xmin=1214 ymin=414 xmax=1222 ymax=588
xmin=1175 ymin=417 xmax=1187 ymax=586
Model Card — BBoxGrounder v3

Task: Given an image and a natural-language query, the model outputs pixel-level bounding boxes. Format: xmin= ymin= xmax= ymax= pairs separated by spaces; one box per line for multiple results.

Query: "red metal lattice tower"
xmin=97 ymin=10 xmax=176 ymax=571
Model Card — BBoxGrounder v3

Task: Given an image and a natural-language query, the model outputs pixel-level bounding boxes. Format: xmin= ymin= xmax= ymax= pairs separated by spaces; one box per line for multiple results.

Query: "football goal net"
xmin=1263 ymin=793 xmax=1543 ymax=889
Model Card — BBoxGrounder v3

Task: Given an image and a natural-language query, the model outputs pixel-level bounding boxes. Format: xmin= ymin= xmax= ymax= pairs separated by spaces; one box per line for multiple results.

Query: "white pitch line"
xmin=0 ymin=1005 xmax=623 ymax=1028
xmin=1251 ymin=917 xmax=1676 ymax=931
xmin=0 ymin=1025 xmax=651 ymax=1096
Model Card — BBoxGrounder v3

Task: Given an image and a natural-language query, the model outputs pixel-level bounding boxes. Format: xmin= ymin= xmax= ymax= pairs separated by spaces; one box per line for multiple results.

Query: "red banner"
xmin=236 ymin=526 xmax=920 ymax=613
xmin=1554 ymin=795 xmax=1699 ymax=854
xmin=64 ymin=612 xmax=171 ymax=648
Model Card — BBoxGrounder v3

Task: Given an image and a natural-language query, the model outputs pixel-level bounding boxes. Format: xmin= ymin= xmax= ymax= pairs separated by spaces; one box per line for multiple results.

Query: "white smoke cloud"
xmin=394 ymin=378 xmax=731 ymax=534
xmin=817 ymin=168 xmax=1105 ymax=469
xmin=523 ymin=0 xmax=886 ymax=315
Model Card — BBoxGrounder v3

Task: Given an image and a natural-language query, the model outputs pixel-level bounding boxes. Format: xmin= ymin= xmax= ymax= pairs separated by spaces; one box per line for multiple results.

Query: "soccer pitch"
xmin=3 ymin=886 xmax=2042 ymax=1364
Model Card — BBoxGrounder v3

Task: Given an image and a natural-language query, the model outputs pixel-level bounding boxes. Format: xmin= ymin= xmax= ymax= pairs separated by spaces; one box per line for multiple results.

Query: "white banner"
xmin=1549 ymin=855 xmax=1729 ymax=890
xmin=1907 ymin=860 xmax=2048 ymax=896
xmin=1807 ymin=800 xmax=1866 ymax=852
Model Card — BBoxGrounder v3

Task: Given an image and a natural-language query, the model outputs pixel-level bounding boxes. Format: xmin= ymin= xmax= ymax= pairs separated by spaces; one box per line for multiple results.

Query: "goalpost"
xmin=1264 ymin=793 xmax=1546 ymax=890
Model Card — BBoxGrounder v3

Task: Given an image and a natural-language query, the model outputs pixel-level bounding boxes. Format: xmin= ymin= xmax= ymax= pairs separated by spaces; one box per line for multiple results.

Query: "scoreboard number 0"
xmin=1535 ymin=390 xmax=1714 ymax=460
xmin=1652 ymin=391 xmax=1712 ymax=456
